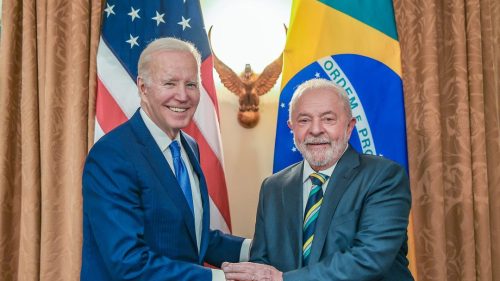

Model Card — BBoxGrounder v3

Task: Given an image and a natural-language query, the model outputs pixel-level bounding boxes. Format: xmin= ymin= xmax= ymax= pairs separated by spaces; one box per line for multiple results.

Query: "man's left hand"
xmin=222 ymin=262 xmax=283 ymax=281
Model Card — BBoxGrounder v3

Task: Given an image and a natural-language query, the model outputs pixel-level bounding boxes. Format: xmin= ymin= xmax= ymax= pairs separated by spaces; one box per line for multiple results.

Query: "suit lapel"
xmin=283 ymin=162 xmax=304 ymax=269
xmin=129 ymin=110 xmax=197 ymax=247
xmin=180 ymin=133 xmax=210 ymax=263
xmin=309 ymin=146 xmax=360 ymax=263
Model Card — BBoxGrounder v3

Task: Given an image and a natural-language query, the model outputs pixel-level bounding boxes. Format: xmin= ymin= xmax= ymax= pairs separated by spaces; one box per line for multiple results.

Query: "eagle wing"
xmin=208 ymin=26 xmax=245 ymax=96
xmin=253 ymin=52 xmax=283 ymax=96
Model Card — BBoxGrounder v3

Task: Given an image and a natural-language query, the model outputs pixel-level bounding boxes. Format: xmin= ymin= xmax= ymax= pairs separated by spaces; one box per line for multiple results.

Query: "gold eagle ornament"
xmin=208 ymin=26 xmax=284 ymax=128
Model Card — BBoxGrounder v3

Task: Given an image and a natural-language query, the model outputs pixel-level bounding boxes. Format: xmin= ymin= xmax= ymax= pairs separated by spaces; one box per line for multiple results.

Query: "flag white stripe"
xmin=97 ymin=38 xmax=140 ymax=118
xmin=209 ymin=198 xmax=230 ymax=233
xmin=94 ymin=120 xmax=105 ymax=142
xmin=193 ymin=87 xmax=224 ymax=165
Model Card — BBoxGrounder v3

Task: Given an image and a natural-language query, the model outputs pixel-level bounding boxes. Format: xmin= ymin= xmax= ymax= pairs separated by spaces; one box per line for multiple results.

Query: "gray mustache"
xmin=304 ymin=138 xmax=331 ymax=145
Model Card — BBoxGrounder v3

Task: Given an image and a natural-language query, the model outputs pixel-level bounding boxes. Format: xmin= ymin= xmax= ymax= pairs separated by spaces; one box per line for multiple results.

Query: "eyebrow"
xmin=160 ymin=77 xmax=198 ymax=84
xmin=296 ymin=110 xmax=336 ymax=118
xmin=296 ymin=112 xmax=312 ymax=118
xmin=320 ymin=111 xmax=336 ymax=117
xmin=160 ymin=77 xmax=177 ymax=82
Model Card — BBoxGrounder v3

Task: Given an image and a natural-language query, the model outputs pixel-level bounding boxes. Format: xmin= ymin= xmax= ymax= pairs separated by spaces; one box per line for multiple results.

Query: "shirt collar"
xmin=140 ymin=108 xmax=181 ymax=152
xmin=302 ymin=161 xmax=336 ymax=183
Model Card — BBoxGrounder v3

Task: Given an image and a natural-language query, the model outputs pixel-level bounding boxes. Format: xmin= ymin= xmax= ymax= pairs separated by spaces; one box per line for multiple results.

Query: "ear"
xmin=137 ymin=76 xmax=147 ymax=97
xmin=346 ymin=118 xmax=356 ymax=136
xmin=287 ymin=120 xmax=293 ymax=130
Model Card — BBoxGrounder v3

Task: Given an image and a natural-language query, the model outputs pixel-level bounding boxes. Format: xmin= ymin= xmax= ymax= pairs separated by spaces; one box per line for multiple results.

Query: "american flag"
xmin=95 ymin=0 xmax=232 ymax=233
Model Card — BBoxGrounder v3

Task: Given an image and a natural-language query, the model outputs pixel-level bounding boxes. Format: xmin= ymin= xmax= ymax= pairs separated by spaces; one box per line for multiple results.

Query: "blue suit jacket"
xmin=250 ymin=146 xmax=413 ymax=281
xmin=81 ymin=110 xmax=243 ymax=281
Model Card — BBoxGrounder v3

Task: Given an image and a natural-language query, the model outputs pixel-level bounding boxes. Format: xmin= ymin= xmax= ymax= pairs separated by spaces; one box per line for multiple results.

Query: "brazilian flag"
xmin=273 ymin=0 xmax=407 ymax=172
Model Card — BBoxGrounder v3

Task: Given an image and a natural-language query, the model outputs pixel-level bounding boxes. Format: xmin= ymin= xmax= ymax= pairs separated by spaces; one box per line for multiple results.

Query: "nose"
xmin=309 ymin=118 xmax=324 ymax=136
xmin=175 ymin=84 xmax=189 ymax=102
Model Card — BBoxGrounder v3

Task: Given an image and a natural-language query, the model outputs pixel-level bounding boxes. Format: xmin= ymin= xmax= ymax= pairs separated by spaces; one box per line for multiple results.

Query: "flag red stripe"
xmin=96 ymin=78 xmax=128 ymax=133
xmin=184 ymin=122 xmax=232 ymax=230
xmin=200 ymin=57 xmax=220 ymax=117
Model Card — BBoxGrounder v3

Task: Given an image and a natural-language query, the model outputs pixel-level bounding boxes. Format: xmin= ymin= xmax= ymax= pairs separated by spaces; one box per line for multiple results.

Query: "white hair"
xmin=288 ymin=78 xmax=352 ymax=122
xmin=137 ymin=37 xmax=202 ymax=85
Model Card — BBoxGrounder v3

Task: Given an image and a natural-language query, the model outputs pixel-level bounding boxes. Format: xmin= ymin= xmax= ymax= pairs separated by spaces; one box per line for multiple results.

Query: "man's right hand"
xmin=222 ymin=262 xmax=283 ymax=281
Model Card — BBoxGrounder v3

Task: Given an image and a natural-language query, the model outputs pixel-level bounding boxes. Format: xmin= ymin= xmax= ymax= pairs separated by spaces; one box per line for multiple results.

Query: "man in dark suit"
xmin=223 ymin=78 xmax=413 ymax=281
xmin=81 ymin=37 xmax=250 ymax=281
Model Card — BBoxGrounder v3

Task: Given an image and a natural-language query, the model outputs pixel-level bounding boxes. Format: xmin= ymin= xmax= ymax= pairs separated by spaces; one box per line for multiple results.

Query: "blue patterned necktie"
xmin=169 ymin=140 xmax=194 ymax=215
xmin=302 ymin=172 xmax=329 ymax=266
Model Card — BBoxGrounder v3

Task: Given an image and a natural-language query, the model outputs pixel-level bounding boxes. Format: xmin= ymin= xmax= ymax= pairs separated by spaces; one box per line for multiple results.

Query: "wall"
xmin=201 ymin=0 xmax=291 ymax=239
xmin=217 ymin=82 xmax=281 ymax=238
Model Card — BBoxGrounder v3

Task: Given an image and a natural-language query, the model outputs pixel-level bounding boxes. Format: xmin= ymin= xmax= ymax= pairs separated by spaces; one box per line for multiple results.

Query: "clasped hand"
xmin=222 ymin=262 xmax=283 ymax=281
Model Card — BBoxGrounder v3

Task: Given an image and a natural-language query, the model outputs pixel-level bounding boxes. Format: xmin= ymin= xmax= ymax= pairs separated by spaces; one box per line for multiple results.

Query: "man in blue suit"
xmin=81 ymin=37 xmax=250 ymax=281
xmin=223 ymin=79 xmax=413 ymax=281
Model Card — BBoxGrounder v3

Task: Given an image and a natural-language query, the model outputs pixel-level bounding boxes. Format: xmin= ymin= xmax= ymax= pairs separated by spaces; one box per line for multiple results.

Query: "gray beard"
xmin=295 ymin=132 xmax=348 ymax=169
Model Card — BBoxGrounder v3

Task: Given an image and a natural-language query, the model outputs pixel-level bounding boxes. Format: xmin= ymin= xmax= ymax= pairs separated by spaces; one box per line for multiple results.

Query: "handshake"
xmin=222 ymin=262 xmax=283 ymax=281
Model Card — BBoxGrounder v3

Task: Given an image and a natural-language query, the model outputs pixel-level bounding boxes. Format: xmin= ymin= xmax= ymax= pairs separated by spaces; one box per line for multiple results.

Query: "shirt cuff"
xmin=212 ymin=268 xmax=226 ymax=281
xmin=239 ymin=238 xmax=252 ymax=262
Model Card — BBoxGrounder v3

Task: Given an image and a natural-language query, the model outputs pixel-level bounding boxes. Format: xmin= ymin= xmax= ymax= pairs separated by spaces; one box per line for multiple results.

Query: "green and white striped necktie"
xmin=302 ymin=172 xmax=328 ymax=265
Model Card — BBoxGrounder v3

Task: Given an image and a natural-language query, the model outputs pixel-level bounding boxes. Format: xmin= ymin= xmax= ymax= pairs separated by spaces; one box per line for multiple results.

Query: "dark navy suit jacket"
xmin=81 ymin=110 xmax=243 ymax=280
xmin=250 ymin=146 xmax=413 ymax=281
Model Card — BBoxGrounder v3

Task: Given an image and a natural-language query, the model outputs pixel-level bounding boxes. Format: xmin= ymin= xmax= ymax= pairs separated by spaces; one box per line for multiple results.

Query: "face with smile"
xmin=288 ymin=87 xmax=356 ymax=171
xmin=138 ymin=50 xmax=200 ymax=139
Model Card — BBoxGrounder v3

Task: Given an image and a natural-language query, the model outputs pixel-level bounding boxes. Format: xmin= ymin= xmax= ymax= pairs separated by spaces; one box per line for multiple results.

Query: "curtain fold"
xmin=0 ymin=1 xmax=103 ymax=280
xmin=394 ymin=0 xmax=500 ymax=280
